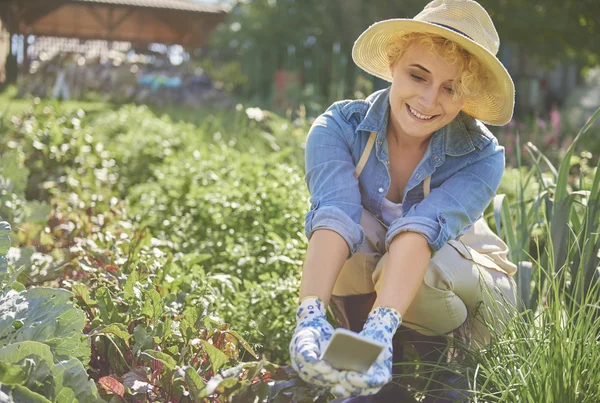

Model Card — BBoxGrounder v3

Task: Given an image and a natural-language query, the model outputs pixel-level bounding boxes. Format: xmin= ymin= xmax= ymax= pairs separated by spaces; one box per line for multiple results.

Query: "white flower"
xmin=246 ymin=107 xmax=265 ymax=122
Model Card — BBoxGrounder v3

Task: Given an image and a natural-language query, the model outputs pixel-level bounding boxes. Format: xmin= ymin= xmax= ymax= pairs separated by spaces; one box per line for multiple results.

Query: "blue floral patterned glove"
xmin=334 ymin=307 xmax=402 ymax=397
xmin=289 ymin=296 xmax=342 ymax=387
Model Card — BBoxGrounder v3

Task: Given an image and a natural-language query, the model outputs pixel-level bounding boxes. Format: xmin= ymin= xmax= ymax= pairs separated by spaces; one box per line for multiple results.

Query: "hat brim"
xmin=352 ymin=19 xmax=515 ymax=126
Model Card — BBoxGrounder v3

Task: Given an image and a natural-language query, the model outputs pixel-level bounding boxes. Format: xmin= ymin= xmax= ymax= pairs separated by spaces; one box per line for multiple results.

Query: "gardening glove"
xmin=289 ymin=296 xmax=342 ymax=387
xmin=333 ymin=306 xmax=402 ymax=397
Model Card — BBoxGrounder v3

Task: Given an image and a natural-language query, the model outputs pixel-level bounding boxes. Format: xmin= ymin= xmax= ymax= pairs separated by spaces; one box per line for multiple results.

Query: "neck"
xmin=386 ymin=120 xmax=431 ymax=154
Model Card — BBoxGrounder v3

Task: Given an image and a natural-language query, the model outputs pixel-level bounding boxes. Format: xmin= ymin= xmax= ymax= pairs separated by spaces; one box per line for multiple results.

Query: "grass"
xmin=448 ymin=107 xmax=600 ymax=402
xmin=0 ymin=86 xmax=111 ymax=119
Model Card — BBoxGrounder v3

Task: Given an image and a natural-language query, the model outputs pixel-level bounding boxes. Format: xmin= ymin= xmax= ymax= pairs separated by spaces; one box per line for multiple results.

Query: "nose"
xmin=417 ymin=86 xmax=438 ymax=110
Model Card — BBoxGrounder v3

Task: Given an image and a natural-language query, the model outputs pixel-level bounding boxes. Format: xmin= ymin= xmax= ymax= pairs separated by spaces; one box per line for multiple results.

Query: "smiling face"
xmin=387 ymin=42 xmax=466 ymax=146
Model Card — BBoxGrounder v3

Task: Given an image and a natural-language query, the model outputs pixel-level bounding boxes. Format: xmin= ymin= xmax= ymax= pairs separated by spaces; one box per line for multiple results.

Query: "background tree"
xmin=204 ymin=0 xmax=599 ymax=110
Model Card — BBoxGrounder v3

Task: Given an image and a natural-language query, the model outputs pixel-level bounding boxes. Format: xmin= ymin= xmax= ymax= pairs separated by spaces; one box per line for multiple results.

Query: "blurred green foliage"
xmin=205 ymin=0 xmax=599 ymax=112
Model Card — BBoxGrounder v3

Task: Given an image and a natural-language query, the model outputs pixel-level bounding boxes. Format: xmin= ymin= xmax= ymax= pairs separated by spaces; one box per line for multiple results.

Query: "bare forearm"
xmin=299 ymin=229 xmax=349 ymax=306
xmin=374 ymin=231 xmax=431 ymax=315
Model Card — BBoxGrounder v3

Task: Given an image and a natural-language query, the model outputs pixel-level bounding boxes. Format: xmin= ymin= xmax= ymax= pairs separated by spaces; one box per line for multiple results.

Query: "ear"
xmin=389 ymin=61 xmax=397 ymax=77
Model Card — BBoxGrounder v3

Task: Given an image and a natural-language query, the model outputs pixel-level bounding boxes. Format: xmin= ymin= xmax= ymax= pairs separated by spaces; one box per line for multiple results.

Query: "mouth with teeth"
xmin=406 ymin=104 xmax=439 ymax=122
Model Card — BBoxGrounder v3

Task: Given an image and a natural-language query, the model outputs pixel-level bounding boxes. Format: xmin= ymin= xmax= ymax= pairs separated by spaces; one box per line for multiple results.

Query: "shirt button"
xmin=378 ymin=187 xmax=384 ymax=193
xmin=434 ymin=156 xmax=441 ymax=163
xmin=377 ymin=139 xmax=383 ymax=145
xmin=386 ymin=160 xmax=390 ymax=166
xmin=415 ymin=173 xmax=421 ymax=179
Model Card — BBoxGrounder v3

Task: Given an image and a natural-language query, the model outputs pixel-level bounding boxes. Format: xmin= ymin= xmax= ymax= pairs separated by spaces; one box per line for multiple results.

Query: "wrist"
xmin=296 ymin=296 xmax=327 ymax=321
xmin=364 ymin=306 xmax=402 ymax=333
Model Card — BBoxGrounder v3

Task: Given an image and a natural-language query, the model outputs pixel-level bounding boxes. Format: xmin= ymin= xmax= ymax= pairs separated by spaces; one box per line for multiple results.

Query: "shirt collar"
xmin=356 ymin=87 xmax=477 ymax=157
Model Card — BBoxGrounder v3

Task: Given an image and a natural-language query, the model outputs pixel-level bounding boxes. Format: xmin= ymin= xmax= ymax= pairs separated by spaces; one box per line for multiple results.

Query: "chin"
xmin=400 ymin=111 xmax=445 ymax=138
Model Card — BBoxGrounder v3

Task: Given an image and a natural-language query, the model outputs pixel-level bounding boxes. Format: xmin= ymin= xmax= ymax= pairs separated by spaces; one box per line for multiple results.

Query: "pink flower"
xmin=537 ymin=118 xmax=547 ymax=130
xmin=550 ymin=108 xmax=560 ymax=128
xmin=550 ymin=107 xmax=561 ymax=138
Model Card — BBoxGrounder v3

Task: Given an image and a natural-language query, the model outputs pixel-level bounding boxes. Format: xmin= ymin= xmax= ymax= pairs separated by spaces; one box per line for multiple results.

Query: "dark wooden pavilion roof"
xmin=0 ymin=0 xmax=229 ymax=47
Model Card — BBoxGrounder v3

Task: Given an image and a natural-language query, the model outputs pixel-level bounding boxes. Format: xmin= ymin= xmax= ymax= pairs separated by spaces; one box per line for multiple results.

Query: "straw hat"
xmin=352 ymin=0 xmax=515 ymax=126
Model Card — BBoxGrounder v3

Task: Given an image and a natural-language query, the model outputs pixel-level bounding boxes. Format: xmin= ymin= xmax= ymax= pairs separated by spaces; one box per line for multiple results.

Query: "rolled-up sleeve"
xmin=385 ymin=140 xmax=505 ymax=254
xmin=304 ymin=104 xmax=364 ymax=256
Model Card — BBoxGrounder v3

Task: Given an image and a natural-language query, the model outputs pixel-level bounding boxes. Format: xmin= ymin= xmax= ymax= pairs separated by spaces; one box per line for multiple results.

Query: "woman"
xmin=289 ymin=0 xmax=518 ymax=401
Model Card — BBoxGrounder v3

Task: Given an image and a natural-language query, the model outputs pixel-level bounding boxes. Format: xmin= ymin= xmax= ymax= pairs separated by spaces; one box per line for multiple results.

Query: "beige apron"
xmin=334 ymin=132 xmax=517 ymax=346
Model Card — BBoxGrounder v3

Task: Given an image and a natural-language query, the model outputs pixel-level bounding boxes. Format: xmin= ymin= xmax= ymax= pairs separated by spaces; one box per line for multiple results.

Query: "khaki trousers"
xmin=332 ymin=210 xmax=517 ymax=348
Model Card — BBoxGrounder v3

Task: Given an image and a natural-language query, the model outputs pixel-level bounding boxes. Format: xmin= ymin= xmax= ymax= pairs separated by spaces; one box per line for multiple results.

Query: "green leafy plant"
xmin=0 ymin=221 xmax=102 ymax=402
xmin=0 ymin=100 xmax=333 ymax=402
xmin=493 ymin=107 xmax=600 ymax=312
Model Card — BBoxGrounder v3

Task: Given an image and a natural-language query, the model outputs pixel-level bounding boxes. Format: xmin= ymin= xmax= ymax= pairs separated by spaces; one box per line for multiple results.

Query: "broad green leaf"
xmin=9 ymin=282 xmax=25 ymax=292
xmin=180 ymin=306 xmax=201 ymax=342
xmin=43 ymin=334 xmax=91 ymax=367
xmin=183 ymin=366 xmax=207 ymax=399
xmin=0 ymin=341 xmax=54 ymax=366
xmin=0 ymin=288 xmax=89 ymax=364
xmin=132 ymin=325 xmax=153 ymax=356
xmin=96 ymin=287 xmax=119 ymax=324
xmin=155 ymin=317 xmax=173 ymax=341
xmin=205 ymin=375 xmax=239 ymax=396
xmin=93 ymin=323 xmax=131 ymax=347
xmin=123 ymin=270 xmax=139 ymax=302
xmin=200 ymin=340 xmax=229 ymax=373
xmin=0 ymin=359 xmax=32 ymax=385
xmin=141 ymin=288 xmax=163 ymax=324
xmin=226 ymin=330 xmax=258 ymax=359
xmin=0 ymin=384 xmax=52 ymax=403
xmin=53 ymin=358 xmax=102 ymax=403
xmin=142 ymin=350 xmax=177 ymax=371
xmin=0 ymin=341 xmax=101 ymax=402
xmin=0 ymin=342 xmax=54 ymax=397
xmin=71 ymin=284 xmax=97 ymax=307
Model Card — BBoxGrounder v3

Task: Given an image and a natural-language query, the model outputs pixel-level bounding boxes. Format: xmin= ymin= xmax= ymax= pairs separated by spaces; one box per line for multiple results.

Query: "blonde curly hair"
xmin=386 ymin=32 xmax=492 ymax=101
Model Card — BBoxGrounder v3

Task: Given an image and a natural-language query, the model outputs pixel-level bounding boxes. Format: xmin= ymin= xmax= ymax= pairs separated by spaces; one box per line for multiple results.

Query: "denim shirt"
xmin=304 ymin=87 xmax=505 ymax=256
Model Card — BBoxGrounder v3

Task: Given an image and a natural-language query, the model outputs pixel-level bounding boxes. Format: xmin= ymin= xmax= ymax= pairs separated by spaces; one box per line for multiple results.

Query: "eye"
xmin=444 ymin=86 xmax=455 ymax=95
xmin=410 ymin=74 xmax=425 ymax=82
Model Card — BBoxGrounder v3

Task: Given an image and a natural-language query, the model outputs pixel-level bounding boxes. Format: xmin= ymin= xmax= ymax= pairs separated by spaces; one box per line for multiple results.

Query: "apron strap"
xmin=353 ymin=131 xmax=432 ymax=199
xmin=353 ymin=132 xmax=377 ymax=178
xmin=423 ymin=175 xmax=431 ymax=198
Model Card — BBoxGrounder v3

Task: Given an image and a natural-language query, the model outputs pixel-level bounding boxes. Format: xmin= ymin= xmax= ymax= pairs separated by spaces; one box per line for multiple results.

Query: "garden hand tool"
xmin=334 ymin=306 xmax=402 ymax=397
xmin=289 ymin=296 xmax=342 ymax=387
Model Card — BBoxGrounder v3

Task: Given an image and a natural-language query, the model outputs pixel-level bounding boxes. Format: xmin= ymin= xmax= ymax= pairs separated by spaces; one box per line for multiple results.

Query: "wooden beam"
xmin=21 ymin=2 xmax=66 ymax=26
xmin=8 ymin=1 xmax=224 ymax=48
xmin=9 ymin=0 xmax=22 ymax=33
xmin=153 ymin=10 xmax=190 ymax=39
xmin=85 ymin=5 xmax=107 ymax=28
xmin=109 ymin=7 xmax=135 ymax=33
xmin=107 ymin=6 xmax=115 ymax=40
